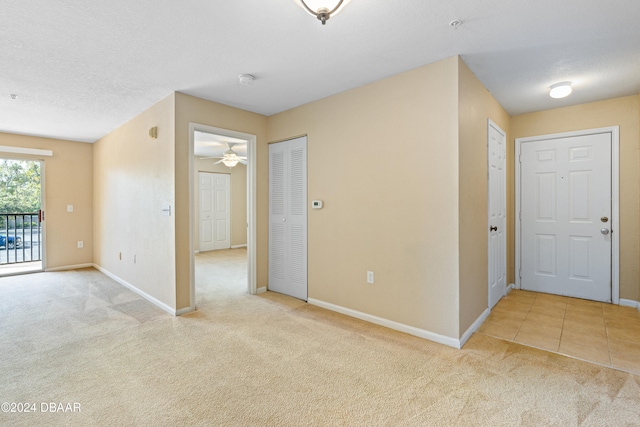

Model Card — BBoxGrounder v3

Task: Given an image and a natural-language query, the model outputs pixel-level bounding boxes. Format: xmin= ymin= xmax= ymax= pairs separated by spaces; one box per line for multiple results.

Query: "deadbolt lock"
xmin=601 ymin=216 xmax=609 ymax=223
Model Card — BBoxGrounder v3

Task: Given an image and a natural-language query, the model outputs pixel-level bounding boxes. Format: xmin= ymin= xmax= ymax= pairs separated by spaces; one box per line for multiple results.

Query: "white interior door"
xmin=269 ymin=136 xmax=307 ymax=301
xmin=488 ymin=121 xmax=506 ymax=309
xmin=520 ymin=133 xmax=612 ymax=302
xmin=199 ymin=172 xmax=230 ymax=251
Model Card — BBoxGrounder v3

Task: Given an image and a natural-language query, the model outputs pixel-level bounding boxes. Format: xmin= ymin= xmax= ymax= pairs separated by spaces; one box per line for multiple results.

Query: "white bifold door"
xmin=269 ymin=136 xmax=307 ymax=301
xmin=199 ymin=172 xmax=231 ymax=251
xmin=520 ymin=132 xmax=612 ymax=302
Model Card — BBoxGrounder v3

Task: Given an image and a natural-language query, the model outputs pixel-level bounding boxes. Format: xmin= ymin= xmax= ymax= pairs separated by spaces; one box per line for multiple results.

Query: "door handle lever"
xmin=490 ymin=226 xmax=497 ymax=232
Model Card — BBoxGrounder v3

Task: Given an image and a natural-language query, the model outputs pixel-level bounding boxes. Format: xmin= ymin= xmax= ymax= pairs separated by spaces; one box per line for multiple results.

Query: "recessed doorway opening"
xmin=189 ymin=124 xmax=257 ymax=310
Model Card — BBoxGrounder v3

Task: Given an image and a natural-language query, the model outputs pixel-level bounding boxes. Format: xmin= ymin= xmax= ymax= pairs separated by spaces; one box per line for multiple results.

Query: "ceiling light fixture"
xmin=222 ymin=158 xmax=239 ymax=168
xmin=292 ymin=0 xmax=351 ymax=25
xmin=549 ymin=82 xmax=572 ymax=99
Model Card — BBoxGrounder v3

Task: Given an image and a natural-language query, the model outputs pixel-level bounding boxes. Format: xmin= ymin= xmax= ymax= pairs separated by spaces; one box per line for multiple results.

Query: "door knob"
xmin=601 ymin=216 xmax=609 ymax=223
xmin=600 ymin=228 xmax=610 ymax=235
xmin=490 ymin=226 xmax=497 ymax=232
xmin=282 ymin=218 xmax=286 ymax=222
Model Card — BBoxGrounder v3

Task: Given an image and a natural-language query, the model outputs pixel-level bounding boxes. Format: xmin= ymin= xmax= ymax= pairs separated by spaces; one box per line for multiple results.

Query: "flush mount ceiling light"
xmin=292 ymin=0 xmax=351 ymax=25
xmin=549 ymin=82 xmax=572 ymax=99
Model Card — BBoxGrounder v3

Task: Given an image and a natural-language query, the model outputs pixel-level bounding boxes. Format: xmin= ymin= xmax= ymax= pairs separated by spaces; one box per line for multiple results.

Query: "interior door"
xmin=199 ymin=172 xmax=230 ymax=251
xmin=488 ymin=121 xmax=506 ymax=309
xmin=520 ymin=132 xmax=612 ymax=302
xmin=269 ymin=136 xmax=307 ymax=301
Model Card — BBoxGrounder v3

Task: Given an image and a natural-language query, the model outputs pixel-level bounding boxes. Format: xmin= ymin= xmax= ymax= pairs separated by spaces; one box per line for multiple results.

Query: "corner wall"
xmin=457 ymin=58 xmax=510 ymax=335
xmin=174 ymin=93 xmax=268 ymax=310
xmin=267 ymin=57 xmax=461 ymax=339
xmin=510 ymin=95 xmax=640 ymax=302
xmin=93 ymin=94 xmax=177 ymax=310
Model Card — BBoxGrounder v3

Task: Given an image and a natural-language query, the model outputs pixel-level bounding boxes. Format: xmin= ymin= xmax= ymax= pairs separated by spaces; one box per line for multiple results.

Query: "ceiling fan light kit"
xmin=293 ymin=0 xmax=351 ymax=25
xmin=204 ymin=142 xmax=247 ymax=168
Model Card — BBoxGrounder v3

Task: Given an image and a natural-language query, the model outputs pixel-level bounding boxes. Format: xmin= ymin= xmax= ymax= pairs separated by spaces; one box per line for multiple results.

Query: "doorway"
xmin=189 ymin=124 xmax=257 ymax=310
xmin=515 ymin=127 xmax=620 ymax=303
xmin=0 ymin=158 xmax=44 ymax=276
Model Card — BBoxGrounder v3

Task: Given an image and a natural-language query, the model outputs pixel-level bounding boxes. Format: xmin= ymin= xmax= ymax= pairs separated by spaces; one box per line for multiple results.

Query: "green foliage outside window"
xmin=0 ymin=160 xmax=41 ymax=230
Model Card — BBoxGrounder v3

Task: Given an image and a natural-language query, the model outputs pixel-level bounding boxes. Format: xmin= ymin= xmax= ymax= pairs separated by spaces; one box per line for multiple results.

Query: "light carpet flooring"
xmin=0 ymin=248 xmax=638 ymax=426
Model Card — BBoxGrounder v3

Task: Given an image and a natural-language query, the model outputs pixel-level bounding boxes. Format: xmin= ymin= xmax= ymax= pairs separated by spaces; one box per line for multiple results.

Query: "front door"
xmin=199 ymin=172 xmax=230 ymax=251
xmin=520 ymin=132 xmax=612 ymax=302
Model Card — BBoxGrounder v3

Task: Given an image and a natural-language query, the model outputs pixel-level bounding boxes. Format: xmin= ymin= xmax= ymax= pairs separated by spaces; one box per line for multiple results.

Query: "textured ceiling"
xmin=1 ymin=0 xmax=640 ymax=143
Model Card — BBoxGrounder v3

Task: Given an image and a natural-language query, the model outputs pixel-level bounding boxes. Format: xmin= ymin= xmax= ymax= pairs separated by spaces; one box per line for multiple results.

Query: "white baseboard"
xmin=92 ymin=264 xmax=179 ymax=316
xmin=460 ymin=308 xmax=490 ymax=348
xmin=45 ymin=263 xmax=93 ymax=272
xmin=231 ymin=244 xmax=248 ymax=249
xmin=176 ymin=306 xmax=195 ymax=315
xmin=256 ymin=286 xmax=267 ymax=294
xmin=308 ymin=298 xmax=462 ymax=349
xmin=507 ymin=283 xmax=515 ymax=294
xmin=620 ymin=298 xmax=640 ymax=311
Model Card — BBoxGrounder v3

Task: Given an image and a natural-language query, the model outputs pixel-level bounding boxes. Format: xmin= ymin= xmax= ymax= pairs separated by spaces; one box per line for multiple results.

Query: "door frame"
xmin=188 ymin=123 xmax=257 ymax=305
xmin=487 ymin=120 xmax=506 ymax=309
xmin=514 ymin=126 xmax=620 ymax=303
xmin=0 ymin=151 xmax=49 ymax=275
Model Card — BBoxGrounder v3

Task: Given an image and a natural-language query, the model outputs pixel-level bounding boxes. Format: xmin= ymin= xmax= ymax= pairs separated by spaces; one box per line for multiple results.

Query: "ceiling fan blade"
xmin=199 ymin=156 xmax=223 ymax=160
xmin=238 ymin=159 xmax=247 ymax=165
xmin=212 ymin=159 xmax=224 ymax=165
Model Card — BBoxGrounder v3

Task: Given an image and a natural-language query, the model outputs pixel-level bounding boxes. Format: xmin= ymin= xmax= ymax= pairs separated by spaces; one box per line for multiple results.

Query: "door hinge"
xmin=519 ymin=269 xmax=522 ymax=279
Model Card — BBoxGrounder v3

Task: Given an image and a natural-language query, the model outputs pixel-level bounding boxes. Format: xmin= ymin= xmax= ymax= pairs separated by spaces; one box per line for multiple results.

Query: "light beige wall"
xmin=93 ymin=94 xmax=177 ymax=308
xmin=193 ymin=161 xmax=247 ymax=250
xmin=0 ymin=133 xmax=93 ymax=269
xmin=267 ymin=57 xmax=461 ymax=338
xmin=457 ymin=59 xmax=511 ymax=335
xmin=175 ymin=92 xmax=268 ymax=310
xmin=510 ymin=95 xmax=640 ymax=301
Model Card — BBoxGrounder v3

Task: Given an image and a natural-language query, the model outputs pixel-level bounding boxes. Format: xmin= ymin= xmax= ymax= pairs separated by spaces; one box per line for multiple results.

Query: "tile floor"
xmin=478 ymin=289 xmax=640 ymax=375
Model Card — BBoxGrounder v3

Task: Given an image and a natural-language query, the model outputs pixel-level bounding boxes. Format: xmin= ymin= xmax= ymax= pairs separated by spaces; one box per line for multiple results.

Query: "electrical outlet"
xmin=367 ymin=271 xmax=374 ymax=284
xmin=77 ymin=240 xmax=83 ymax=249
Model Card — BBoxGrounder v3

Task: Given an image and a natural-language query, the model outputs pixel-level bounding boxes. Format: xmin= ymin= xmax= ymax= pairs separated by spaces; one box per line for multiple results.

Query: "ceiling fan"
xmin=200 ymin=143 xmax=247 ymax=168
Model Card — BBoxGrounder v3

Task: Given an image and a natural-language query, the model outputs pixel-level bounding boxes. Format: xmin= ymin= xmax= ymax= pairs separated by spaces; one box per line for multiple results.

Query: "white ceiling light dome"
xmin=292 ymin=0 xmax=352 ymax=25
xmin=549 ymin=82 xmax=572 ymax=99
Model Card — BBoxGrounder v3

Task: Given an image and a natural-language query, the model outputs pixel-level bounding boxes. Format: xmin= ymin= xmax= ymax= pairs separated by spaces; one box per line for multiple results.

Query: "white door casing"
xmin=516 ymin=128 xmax=619 ymax=303
xmin=199 ymin=172 xmax=230 ymax=251
xmin=488 ymin=120 xmax=507 ymax=309
xmin=269 ymin=136 xmax=308 ymax=301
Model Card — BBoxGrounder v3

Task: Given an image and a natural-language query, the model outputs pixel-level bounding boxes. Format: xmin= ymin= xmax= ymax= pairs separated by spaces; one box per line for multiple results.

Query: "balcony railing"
xmin=0 ymin=213 xmax=42 ymax=265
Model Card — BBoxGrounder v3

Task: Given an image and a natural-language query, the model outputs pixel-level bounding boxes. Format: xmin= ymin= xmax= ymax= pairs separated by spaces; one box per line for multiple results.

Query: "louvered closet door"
xmin=269 ymin=136 xmax=307 ymax=300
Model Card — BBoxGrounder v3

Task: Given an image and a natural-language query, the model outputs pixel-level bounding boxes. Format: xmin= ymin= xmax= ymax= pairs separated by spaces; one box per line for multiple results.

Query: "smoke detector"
xmin=239 ymin=74 xmax=255 ymax=86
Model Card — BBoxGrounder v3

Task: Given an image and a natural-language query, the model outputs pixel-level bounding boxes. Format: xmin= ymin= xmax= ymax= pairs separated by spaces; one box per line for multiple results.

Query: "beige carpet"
xmin=1 ymin=250 xmax=639 ymax=426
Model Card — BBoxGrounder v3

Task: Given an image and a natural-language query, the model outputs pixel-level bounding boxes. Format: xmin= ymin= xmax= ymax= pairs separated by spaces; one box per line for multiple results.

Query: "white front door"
xmin=199 ymin=172 xmax=230 ymax=251
xmin=520 ymin=132 xmax=612 ymax=302
xmin=269 ymin=136 xmax=307 ymax=301
xmin=488 ymin=121 xmax=506 ymax=309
